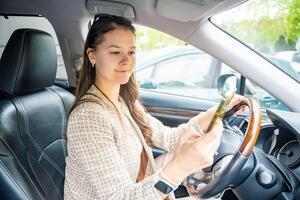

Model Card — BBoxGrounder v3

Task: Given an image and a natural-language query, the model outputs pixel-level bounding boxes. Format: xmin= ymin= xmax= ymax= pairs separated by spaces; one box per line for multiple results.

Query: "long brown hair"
xmin=69 ymin=14 xmax=153 ymax=146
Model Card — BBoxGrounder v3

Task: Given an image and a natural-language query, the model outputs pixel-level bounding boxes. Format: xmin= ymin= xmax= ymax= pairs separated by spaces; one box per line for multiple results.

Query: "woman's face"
xmin=88 ymin=28 xmax=136 ymax=87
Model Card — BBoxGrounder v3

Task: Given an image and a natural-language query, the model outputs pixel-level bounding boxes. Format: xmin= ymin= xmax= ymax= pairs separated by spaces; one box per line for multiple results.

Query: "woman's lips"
xmin=115 ymin=70 xmax=130 ymax=73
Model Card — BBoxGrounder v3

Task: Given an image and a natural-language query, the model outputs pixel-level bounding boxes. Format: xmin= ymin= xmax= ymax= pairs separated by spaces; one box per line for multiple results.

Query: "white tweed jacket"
xmin=64 ymin=85 xmax=202 ymax=200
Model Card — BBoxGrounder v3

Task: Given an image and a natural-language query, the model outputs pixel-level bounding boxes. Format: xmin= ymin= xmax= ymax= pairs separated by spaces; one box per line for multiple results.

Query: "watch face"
xmin=154 ymin=180 xmax=173 ymax=194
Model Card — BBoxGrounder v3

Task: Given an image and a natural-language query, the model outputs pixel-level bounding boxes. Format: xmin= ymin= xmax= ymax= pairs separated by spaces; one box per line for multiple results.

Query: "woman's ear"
xmin=86 ymin=48 xmax=96 ymax=65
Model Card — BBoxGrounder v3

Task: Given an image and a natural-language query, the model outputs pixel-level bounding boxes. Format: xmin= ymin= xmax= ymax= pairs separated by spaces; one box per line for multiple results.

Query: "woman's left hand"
xmin=227 ymin=94 xmax=248 ymax=116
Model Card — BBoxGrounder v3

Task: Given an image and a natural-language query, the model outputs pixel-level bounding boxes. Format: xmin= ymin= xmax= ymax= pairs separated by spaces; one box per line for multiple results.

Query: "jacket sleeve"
xmin=66 ymin=104 xmax=162 ymax=200
xmin=143 ymin=110 xmax=203 ymax=152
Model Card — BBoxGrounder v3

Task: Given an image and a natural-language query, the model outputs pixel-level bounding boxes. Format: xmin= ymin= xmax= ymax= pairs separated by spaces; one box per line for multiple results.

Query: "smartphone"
xmin=204 ymin=88 xmax=236 ymax=133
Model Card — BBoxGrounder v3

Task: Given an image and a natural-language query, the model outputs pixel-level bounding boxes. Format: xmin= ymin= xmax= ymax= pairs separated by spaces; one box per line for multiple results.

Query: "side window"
xmin=135 ymin=25 xmax=240 ymax=101
xmin=153 ymin=54 xmax=213 ymax=89
xmin=136 ymin=50 xmax=220 ymax=100
xmin=220 ymin=63 xmax=239 ymax=76
xmin=245 ymin=80 xmax=289 ymax=111
xmin=220 ymin=63 xmax=288 ymax=111
xmin=136 ymin=65 xmax=154 ymax=83
xmin=0 ymin=16 xmax=67 ymax=80
xmin=135 ymin=24 xmax=289 ymax=111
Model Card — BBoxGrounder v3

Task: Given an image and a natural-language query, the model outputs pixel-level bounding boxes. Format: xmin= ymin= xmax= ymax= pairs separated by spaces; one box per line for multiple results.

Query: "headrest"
xmin=0 ymin=29 xmax=57 ymax=95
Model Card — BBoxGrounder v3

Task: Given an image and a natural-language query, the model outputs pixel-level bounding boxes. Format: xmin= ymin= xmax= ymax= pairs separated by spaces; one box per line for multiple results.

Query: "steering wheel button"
xmin=256 ymin=170 xmax=277 ymax=188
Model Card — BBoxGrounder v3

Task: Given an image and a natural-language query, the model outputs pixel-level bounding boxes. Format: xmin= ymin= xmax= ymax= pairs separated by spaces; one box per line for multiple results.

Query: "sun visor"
xmin=155 ymin=0 xmax=227 ymax=22
xmin=86 ymin=0 xmax=135 ymax=19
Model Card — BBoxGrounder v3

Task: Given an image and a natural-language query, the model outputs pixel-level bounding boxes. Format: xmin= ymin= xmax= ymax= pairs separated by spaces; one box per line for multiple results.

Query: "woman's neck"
xmin=94 ymin=80 xmax=120 ymax=107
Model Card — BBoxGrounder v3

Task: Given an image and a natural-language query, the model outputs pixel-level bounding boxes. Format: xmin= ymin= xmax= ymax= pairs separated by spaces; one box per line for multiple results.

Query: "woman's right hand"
xmin=161 ymin=120 xmax=223 ymax=185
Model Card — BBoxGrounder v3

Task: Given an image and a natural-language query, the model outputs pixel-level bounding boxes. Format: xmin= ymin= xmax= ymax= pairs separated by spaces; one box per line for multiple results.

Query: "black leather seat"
xmin=0 ymin=29 xmax=74 ymax=200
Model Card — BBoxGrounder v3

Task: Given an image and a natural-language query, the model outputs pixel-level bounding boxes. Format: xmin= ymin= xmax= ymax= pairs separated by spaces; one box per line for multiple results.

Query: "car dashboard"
xmin=234 ymin=109 xmax=300 ymax=176
xmin=260 ymin=110 xmax=300 ymax=179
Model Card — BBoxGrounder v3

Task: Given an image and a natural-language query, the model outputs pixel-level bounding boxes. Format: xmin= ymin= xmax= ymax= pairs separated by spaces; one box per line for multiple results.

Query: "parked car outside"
xmin=275 ymin=51 xmax=300 ymax=74
xmin=136 ymin=46 xmax=299 ymax=111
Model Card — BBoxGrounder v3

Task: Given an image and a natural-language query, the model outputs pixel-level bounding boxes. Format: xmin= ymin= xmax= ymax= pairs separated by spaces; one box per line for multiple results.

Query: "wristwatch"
xmin=153 ymin=172 xmax=178 ymax=195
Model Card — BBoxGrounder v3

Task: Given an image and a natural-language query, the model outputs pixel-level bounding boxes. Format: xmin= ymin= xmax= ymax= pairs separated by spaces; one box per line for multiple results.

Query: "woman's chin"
xmin=119 ymin=77 xmax=131 ymax=85
xmin=116 ymin=73 xmax=132 ymax=85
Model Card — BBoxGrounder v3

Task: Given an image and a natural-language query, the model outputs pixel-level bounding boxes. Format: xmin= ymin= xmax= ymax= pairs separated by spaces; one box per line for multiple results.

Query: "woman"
xmin=64 ymin=14 xmax=243 ymax=200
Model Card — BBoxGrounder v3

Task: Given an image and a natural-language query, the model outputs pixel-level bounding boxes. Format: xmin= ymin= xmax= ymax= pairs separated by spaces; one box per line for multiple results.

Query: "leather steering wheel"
xmin=195 ymin=98 xmax=262 ymax=199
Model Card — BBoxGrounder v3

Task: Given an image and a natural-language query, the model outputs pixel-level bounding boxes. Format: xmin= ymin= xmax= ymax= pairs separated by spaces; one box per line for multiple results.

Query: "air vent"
xmin=239 ymin=119 xmax=248 ymax=133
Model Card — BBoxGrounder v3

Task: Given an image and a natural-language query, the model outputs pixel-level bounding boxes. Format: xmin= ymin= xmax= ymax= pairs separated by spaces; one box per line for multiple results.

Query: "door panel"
xmin=140 ymin=89 xmax=216 ymax=127
xmin=141 ymin=89 xmax=216 ymax=116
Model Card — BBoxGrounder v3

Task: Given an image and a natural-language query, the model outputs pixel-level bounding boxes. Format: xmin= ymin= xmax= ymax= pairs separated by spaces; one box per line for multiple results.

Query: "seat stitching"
xmin=27 ymin=153 xmax=63 ymax=200
xmin=14 ymin=97 xmax=65 ymax=176
xmin=4 ymin=100 xmax=46 ymax=199
xmin=12 ymin=30 xmax=26 ymax=93
xmin=0 ymin=160 xmax=31 ymax=200
xmin=41 ymin=163 xmax=64 ymax=200
xmin=38 ymin=139 xmax=65 ymax=176
xmin=48 ymin=87 xmax=67 ymax=136
xmin=47 ymin=87 xmax=69 ymax=156
xmin=49 ymin=87 xmax=68 ymax=118
xmin=15 ymin=97 xmax=44 ymax=153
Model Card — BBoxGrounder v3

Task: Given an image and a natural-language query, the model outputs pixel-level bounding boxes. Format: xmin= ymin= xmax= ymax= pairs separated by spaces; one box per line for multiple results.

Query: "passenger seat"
xmin=0 ymin=29 xmax=74 ymax=200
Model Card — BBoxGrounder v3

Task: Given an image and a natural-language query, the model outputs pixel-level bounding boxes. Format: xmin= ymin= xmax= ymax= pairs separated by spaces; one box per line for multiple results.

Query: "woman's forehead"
xmin=101 ymin=28 xmax=135 ymax=48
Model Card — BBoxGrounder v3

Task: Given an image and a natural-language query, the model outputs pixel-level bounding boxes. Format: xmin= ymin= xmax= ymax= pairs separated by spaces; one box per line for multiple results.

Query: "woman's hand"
xmin=196 ymin=94 xmax=247 ymax=132
xmin=227 ymin=94 xmax=248 ymax=116
xmin=161 ymin=120 xmax=223 ymax=185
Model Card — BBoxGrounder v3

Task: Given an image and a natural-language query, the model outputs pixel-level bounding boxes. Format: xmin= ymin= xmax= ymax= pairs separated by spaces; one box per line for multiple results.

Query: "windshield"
xmin=211 ymin=0 xmax=300 ymax=84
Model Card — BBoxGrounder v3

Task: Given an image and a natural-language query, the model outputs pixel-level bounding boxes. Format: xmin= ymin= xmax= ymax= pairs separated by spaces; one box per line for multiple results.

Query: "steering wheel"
xmin=188 ymin=98 xmax=262 ymax=199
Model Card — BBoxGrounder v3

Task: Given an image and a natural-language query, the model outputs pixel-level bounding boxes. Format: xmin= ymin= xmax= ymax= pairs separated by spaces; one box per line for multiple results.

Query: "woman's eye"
xmin=111 ymin=52 xmax=120 ymax=55
xmin=129 ymin=51 xmax=136 ymax=55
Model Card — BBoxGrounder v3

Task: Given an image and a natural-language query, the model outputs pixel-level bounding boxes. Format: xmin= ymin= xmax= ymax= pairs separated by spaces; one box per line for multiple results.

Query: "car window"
xmin=211 ymin=0 xmax=300 ymax=84
xmin=153 ymin=54 xmax=212 ymax=88
xmin=135 ymin=24 xmax=289 ymax=110
xmin=220 ymin=62 xmax=289 ymax=110
xmin=135 ymin=25 xmax=240 ymax=101
xmin=136 ymin=65 xmax=154 ymax=83
xmin=0 ymin=15 xmax=67 ymax=80
xmin=136 ymin=50 xmax=220 ymax=100
xmin=220 ymin=63 xmax=239 ymax=76
xmin=244 ymin=80 xmax=289 ymax=111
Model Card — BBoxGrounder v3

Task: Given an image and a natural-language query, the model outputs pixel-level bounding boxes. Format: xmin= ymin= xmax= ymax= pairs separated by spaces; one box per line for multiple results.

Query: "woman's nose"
xmin=120 ymin=54 xmax=129 ymax=65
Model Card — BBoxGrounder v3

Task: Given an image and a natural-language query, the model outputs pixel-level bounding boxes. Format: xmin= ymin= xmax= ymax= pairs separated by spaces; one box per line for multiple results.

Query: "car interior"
xmin=0 ymin=29 xmax=74 ymax=199
xmin=0 ymin=0 xmax=300 ymax=200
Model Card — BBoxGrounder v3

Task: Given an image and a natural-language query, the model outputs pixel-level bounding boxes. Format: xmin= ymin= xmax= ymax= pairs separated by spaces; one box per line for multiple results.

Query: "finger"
xmin=189 ymin=127 xmax=205 ymax=138
xmin=207 ymin=121 xmax=223 ymax=138
xmin=228 ymin=94 xmax=242 ymax=111
xmin=243 ymin=106 xmax=249 ymax=112
xmin=179 ymin=128 xmax=202 ymax=144
xmin=196 ymin=121 xmax=223 ymax=145
xmin=231 ymin=94 xmax=246 ymax=106
xmin=233 ymin=104 xmax=249 ymax=116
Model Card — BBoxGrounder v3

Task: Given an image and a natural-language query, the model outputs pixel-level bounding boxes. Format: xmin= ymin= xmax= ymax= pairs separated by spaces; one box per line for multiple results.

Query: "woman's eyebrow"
xmin=107 ymin=45 xmax=121 ymax=49
xmin=107 ymin=45 xmax=136 ymax=49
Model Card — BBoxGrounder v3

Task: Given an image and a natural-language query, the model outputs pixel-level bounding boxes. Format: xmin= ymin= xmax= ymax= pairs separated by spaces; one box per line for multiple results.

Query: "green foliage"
xmin=214 ymin=0 xmax=299 ymax=53
xmin=287 ymin=0 xmax=300 ymax=42
xmin=135 ymin=25 xmax=185 ymax=51
xmin=223 ymin=16 xmax=289 ymax=52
